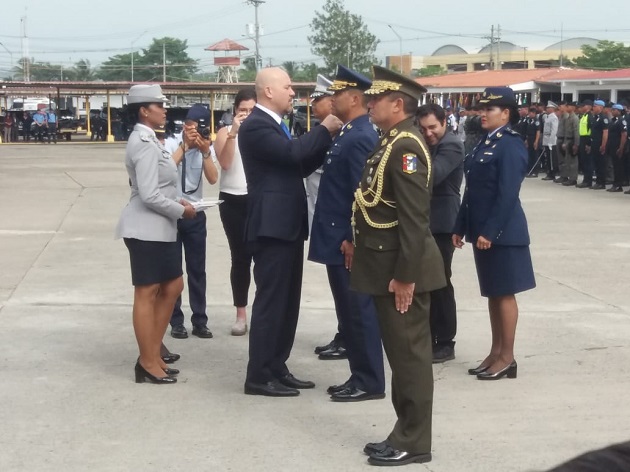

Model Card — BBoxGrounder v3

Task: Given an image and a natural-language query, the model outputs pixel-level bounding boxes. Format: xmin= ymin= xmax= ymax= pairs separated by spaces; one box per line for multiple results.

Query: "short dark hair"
xmin=234 ymin=88 xmax=257 ymax=109
xmin=502 ymin=106 xmax=519 ymax=126
xmin=528 ymin=107 xmax=537 ymax=113
xmin=416 ymin=103 xmax=446 ymax=124
xmin=388 ymin=91 xmax=419 ymax=116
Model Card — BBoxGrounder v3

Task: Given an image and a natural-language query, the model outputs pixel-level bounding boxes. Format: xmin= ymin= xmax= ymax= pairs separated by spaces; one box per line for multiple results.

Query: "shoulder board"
xmin=505 ymin=127 xmax=520 ymax=136
xmin=139 ymin=133 xmax=152 ymax=142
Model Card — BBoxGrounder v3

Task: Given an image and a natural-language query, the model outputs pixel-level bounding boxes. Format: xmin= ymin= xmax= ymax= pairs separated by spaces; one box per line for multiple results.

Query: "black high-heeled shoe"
xmin=468 ymin=364 xmax=490 ymax=375
xmin=135 ymin=361 xmax=177 ymax=384
xmin=476 ymin=361 xmax=517 ymax=380
xmin=161 ymin=353 xmax=180 ymax=364
xmin=163 ymin=367 xmax=179 ymax=376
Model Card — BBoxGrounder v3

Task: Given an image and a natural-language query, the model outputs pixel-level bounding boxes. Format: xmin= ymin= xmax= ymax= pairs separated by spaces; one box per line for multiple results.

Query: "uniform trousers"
xmin=526 ymin=140 xmax=539 ymax=174
xmin=246 ymin=238 xmax=304 ymax=384
xmin=326 ymin=265 xmax=385 ymax=394
xmin=559 ymin=139 xmax=577 ymax=180
xmin=611 ymin=150 xmax=626 ymax=187
xmin=579 ymin=139 xmax=593 ymax=184
xmin=218 ymin=192 xmax=252 ymax=307
xmin=543 ymin=145 xmax=558 ymax=176
xmin=373 ymin=292 xmax=433 ymax=455
xmin=170 ymin=211 xmax=208 ymax=328
xmin=592 ymin=143 xmax=607 ymax=184
xmin=429 ymin=233 xmax=457 ymax=348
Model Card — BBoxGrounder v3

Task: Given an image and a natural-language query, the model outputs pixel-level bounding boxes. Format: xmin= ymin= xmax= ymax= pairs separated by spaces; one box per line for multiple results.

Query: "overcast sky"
xmin=0 ymin=0 xmax=628 ymax=76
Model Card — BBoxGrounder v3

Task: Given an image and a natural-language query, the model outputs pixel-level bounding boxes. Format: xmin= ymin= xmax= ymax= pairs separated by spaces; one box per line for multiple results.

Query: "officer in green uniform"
xmin=350 ymin=65 xmax=446 ymax=467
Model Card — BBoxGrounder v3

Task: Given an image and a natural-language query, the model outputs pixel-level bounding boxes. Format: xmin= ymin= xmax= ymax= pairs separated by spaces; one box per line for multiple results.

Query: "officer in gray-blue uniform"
xmin=454 ymin=86 xmax=535 ymax=382
xmin=308 ymin=64 xmax=385 ymax=402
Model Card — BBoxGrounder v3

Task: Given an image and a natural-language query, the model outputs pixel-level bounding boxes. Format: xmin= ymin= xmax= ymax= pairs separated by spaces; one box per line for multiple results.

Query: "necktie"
xmin=280 ymin=121 xmax=292 ymax=139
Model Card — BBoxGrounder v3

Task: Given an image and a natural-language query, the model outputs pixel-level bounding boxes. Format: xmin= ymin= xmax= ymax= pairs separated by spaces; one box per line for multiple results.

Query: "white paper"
xmin=191 ymin=199 xmax=223 ymax=211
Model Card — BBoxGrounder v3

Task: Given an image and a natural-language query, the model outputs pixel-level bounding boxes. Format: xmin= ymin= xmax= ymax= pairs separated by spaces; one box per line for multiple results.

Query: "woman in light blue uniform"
xmin=453 ymin=87 xmax=536 ymax=381
xmin=116 ymin=85 xmax=196 ymax=384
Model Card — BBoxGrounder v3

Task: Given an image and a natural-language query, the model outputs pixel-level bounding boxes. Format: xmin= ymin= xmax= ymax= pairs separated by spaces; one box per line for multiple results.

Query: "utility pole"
xmin=162 ymin=41 xmax=166 ymax=82
xmin=388 ymin=25 xmax=403 ymax=73
xmin=488 ymin=25 xmax=494 ymax=71
xmin=21 ymin=15 xmax=30 ymax=82
xmin=247 ymin=0 xmax=265 ymax=71
xmin=560 ymin=22 xmax=564 ymax=67
xmin=130 ymin=30 xmax=147 ymax=83
xmin=496 ymin=24 xmax=501 ymax=70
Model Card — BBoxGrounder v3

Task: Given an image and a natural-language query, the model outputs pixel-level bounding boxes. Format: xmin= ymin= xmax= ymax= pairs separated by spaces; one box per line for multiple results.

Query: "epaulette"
xmin=505 ymin=127 xmax=520 ymax=136
xmin=139 ymin=133 xmax=152 ymax=142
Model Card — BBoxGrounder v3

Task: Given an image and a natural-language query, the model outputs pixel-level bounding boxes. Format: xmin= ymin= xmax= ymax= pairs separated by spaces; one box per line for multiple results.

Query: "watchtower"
xmin=205 ymin=38 xmax=249 ymax=83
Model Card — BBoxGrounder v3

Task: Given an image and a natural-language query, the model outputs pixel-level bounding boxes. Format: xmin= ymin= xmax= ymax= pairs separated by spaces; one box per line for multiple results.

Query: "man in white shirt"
xmin=541 ymin=101 xmax=559 ymax=181
xmin=166 ymin=105 xmax=219 ymax=339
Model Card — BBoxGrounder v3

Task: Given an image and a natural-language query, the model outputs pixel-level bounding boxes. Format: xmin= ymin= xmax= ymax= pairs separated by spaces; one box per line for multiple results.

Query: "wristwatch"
xmin=202 ymin=150 xmax=211 ymax=160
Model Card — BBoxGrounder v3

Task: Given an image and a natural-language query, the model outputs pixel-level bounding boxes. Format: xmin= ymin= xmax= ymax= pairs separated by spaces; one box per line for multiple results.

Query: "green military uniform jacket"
xmin=350 ymin=117 xmax=446 ymax=295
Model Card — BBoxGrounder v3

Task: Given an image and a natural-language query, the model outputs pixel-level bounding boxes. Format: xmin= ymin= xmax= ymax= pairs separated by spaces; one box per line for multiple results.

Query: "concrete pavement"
xmin=0 ymin=142 xmax=629 ymax=472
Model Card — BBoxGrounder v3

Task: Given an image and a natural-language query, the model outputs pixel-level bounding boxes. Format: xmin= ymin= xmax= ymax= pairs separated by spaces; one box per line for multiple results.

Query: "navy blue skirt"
xmin=472 ymin=245 xmax=535 ymax=297
xmin=124 ymin=238 xmax=182 ymax=286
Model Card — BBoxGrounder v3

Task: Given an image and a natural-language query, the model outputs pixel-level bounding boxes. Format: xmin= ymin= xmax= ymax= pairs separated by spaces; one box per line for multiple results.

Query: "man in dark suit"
xmin=416 ymin=104 xmax=464 ymax=363
xmin=308 ymin=64 xmax=385 ymax=402
xmin=238 ymin=67 xmax=342 ymax=397
xmin=351 ymin=66 xmax=446 ymax=466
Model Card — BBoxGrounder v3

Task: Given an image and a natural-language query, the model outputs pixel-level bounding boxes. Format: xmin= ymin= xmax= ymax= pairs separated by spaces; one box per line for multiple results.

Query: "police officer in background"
xmin=559 ymin=101 xmax=580 ymax=186
xmin=308 ymin=65 xmax=385 ymax=401
xmin=515 ymin=105 xmax=529 ymax=139
xmin=525 ymin=107 xmax=541 ymax=177
xmin=554 ymin=101 xmax=568 ymax=183
xmin=351 ymin=65 xmax=445 ymax=466
xmin=577 ymin=99 xmax=594 ymax=188
xmin=464 ymin=108 xmax=483 ymax=155
xmin=541 ymin=101 xmax=559 ymax=181
xmin=606 ymin=104 xmax=628 ymax=192
xmin=590 ymin=99 xmax=609 ymax=190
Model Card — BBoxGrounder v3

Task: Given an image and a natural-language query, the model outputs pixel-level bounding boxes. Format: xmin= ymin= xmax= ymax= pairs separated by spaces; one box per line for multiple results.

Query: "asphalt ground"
xmin=0 ymin=142 xmax=629 ymax=472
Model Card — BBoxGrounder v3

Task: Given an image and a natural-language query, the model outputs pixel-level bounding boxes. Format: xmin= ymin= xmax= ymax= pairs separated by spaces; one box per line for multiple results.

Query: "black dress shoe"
xmin=364 ymin=440 xmax=389 ymax=455
xmin=432 ymin=345 xmax=455 ymax=363
xmin=161 ymin=353 xmax=180 ymax=364
xmin=170 ymin=325 xmax=188 ymax=339
xmin=607 ymin=186 xmax=623 ymax=192
xmin=554 ymin=177 xmax=568 ymax=184
xmin=279 ymin=373 xmax=315 ymax=389
xmin=368 ymin=445 xmax=432 ymax=466
xmin=191 ymin=325 xmax=213 ymax=338
xmin=244 ymin=379 xmax=300 ymax=397
xmin=163 ymin=367 xmax=179 ymax=376
xmin=576 ymin=182 xmax=592 ymax=188
xmin=327 ymin=379 xmax=352 ymax=395
xmin=314 ymin=337 xmax=341 ymax=354
xmin=562 ymin=180 xmax=577 ymax=186
xmin=318 ymin=345 xmax=348 ymax=360
xmin=135 ymin=361 xmax=177 ymax=384
xmin=330 ymin=386 xmax=385 ymax=402
xmin=477 ymin=361 xmax=517 ymax=380
xmin=541 ymin=175 xmax=555 ymax=181
xmin=468 ymin=363 xmax=490 ymax=375
xmin=590 ymin=184 xmax=606 ymax=190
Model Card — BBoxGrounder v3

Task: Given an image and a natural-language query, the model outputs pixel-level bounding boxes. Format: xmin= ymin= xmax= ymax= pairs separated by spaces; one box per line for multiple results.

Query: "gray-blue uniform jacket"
xmin=453 ymin=125 xmax=530 ymax=246
xmin=115 ymin=123 xmax=185 ymax=242
xmin=308 ymin=114 xmax=378 ymax=265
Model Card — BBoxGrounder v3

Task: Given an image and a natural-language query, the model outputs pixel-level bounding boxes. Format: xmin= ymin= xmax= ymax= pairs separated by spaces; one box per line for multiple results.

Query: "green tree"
xmin=238 ymin=57 xmax=257 ymax=82
xmin=293 ymin=63 xmax=321 ymax=82
xmin=411 ymin=65 xmax=445 ymax=78
xmin=308 ymin=0 xmax=380 ymax=76
xmin=13 ymin=57 xmax=65 ymax=81
xmin=70 ymin=59 xmax=97 ymax=81
xmin=98 ymin=37 xmax=198 ymax=81
xmin=574 ymin=40 xmax=630 ymax=69
xmin=282 ymin=61 xmax=299 ymax=79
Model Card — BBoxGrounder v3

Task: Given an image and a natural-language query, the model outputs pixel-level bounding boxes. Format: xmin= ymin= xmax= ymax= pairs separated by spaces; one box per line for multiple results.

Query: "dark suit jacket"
xmin=429 ymin=130 xmax=464 ymax=234
xmin=453 ymin=125 xmax=530 ymax=245
xmin=239 ymin=106 xmax=332 ymax=243
xmin=308 ymin=114 xmax=378 ymax=265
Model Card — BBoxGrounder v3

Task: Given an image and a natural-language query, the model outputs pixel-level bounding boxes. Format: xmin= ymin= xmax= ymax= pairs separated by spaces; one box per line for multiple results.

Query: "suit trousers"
xmin=218 ymin=192 xmax=252 ymax=307
xmin=170 ymin=211 xmax=207 ymax=328
xmin=326 ymin=265 xmax=385 ymax=394
xmin=373 ymin=293 xmax=433 ymax=455
xmin=246 ymin=238 xmax=304 ymax=384
xmin=429 ymin=233 xmax=457 ymax=347
xmin=527 ymin=141 xmax=540 ymax=175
